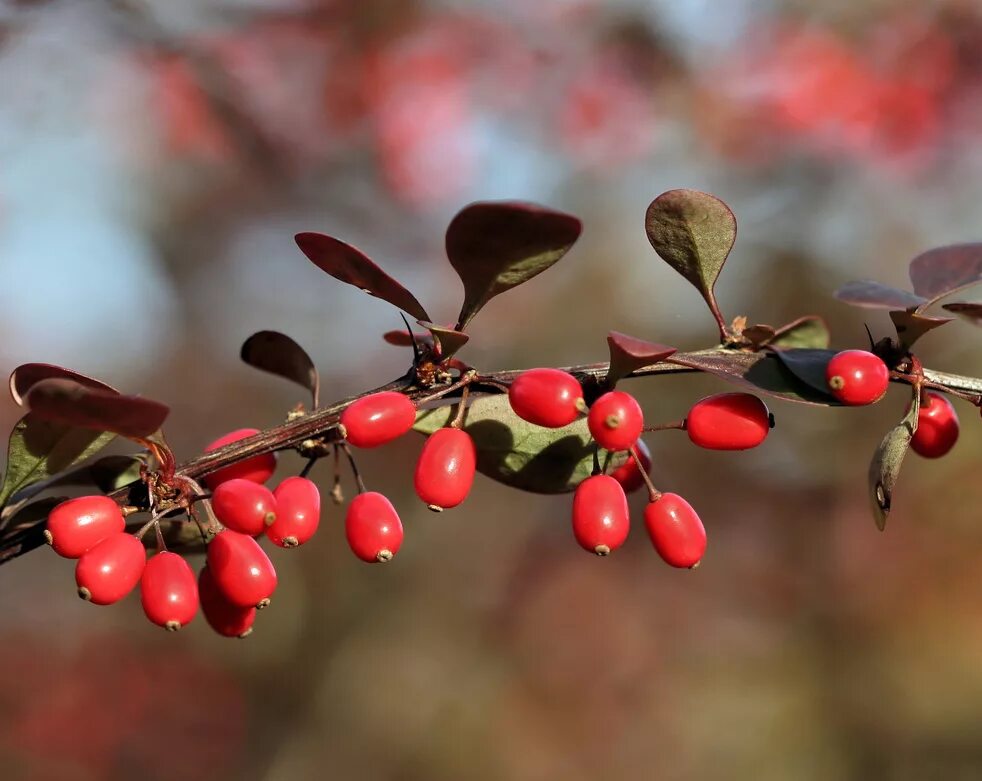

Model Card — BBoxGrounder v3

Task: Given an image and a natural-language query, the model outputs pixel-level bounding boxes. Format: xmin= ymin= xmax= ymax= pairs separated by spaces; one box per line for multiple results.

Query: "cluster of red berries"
xmin=46 ymin=428 xmax=320 ymax=637
xmin=824 ymin=348 xmax=960 ymax=458
xmin=508 ymin=368 xmax=775 ymax=568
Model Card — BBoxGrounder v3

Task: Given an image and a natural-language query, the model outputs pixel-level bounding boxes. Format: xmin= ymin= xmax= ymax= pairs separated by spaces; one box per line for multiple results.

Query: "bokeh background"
xmin=2 ymin=0 xmax=982 ymax=779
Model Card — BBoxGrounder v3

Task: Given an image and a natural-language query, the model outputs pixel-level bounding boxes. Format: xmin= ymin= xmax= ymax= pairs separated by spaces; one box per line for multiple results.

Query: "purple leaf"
xmin=9 ymin=363 xmax=118 ymax=407
xmin=446 ymin=201 xmax=581 ymax=330
xmin=25 ymin=379 xmax=169 ymax=440
xmin=909 ymin=243 xmax=982 ymax=303
xmin=833 ymin=280 xmax=927 ymax=310
xmin=296 ymin=232 xmax=430 ymax=322
xmin=942 ymin=301 xmax=982 ymax=325
xmin=241 ymin=330 xmax=320 ymax=408
xmin=605 ymin=332 xmax=676 ymax=387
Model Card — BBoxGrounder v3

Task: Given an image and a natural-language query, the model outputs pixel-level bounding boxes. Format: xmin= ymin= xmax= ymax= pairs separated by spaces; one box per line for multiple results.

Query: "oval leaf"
xmin=417 ymin=321 xmax=470 ymax=360
xmin=769 ymin=316 xmax=831 ymax=349
xmin=9 ymin=363 xmax=118 ymax=407
xmin=909 ymin=243 xmax=982 ymax=303
xmin=889 ymin=310 xmax=952 ymax=350
xmin=296 ymin=232 xmax=430 ymax=321
xmin=942 ymin=301 xmax=982 ymax=325
xmin=770 ymin=348 xmax=840 ymax=397
xmin=645 ymin=189 xmax=736 ymax=323
xmin=0 ymin=413 xmax=116 ymax=506
xmin=869 ymin=390 xmax=920 ymax=531
xmin=413 ymin=395 xmax=627 ymax=494
xmin=667 ymin=350 xmax=834 ymax=405
xmin=26 ymin=379 xmax=169 ymax=440
xmin=606 ymin=332 xmax=676 ymax=387
xmin=833 ymin=280 xmax=926 ymax=310
xmin=241 ymin=330 xmax=320 ymax=407
xmin=383 ymin=330 xmax=435 ymax=348
xmin=446 ymin=201 xmax=582 ymax=330
xmin=0 ymin=496 xmax=67 ymax=534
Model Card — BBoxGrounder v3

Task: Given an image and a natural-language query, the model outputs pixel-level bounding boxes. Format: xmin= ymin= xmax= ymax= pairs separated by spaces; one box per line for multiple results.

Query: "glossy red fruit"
xmin=45 ymin=495 xmax=125 ymax=558
xmin=911 ymin=392 xmax=959 ymax=458
xmin=203 ymin=428 xmax=278 ymax=489
xmin=199 ymin=566 xmax=256 ymax=638
xmin=609 ymin=439 xmax=651 ymax=494
xmin=825 ymin=350 xmax=890 ymax=405
xmin=588 ymin=391 xmax=644 ymax=451
xmin=572 ymin=474 xmax=630 ymax=555
xmin=508 ymin=369 xmax=585 ymax=428
xmin=685 ymin=392 xmax=772 ymax=450
xmin=644 ymin=493 xmax=706 ymax=569
xmin=140 ymin=552 xmax=199 ymax=631
xmin=76 ymin=533 xmax=146 ymax=605
xmin=345 ymin=492 xmax=403 ymax=563
xmin=206 ymin=530 xmax=277 ymax=608
xmin=340 ymin=391 xmax=417 ymax=449
xmin=211 ymin=479 xmax=277 ymax=536
xmin=267 ymin=476 xmax=320 ymax=547
xmin=414 ymin=428 xmax=477 ymax=511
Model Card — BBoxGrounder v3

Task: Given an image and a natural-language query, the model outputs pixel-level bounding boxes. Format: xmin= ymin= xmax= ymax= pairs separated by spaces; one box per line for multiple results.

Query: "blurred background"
xmin=1 ymin=0 xmax=982 ymax=778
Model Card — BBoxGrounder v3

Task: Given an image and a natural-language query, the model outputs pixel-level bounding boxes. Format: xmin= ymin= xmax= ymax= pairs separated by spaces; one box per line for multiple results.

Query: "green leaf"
xmin=869 ymin=390 xmax=920 ymax=531
xmin=644 ymin=189 xmax=736 ymax=326
xmin=241 ymin=330 xmax=320 ymax=407
xmin=0 ymin=413 xmax=116 ymax=507
xmin=769 ymin=316 xmax=831 ymax=349
xmin=667 ymin=350 xmax=834 ymax=406
xmin=413 ymin=395 xmax=628 ymax=494
xmin=770 ymin=348 xmax=839 ymax=398
xmin=446 ymin=201 xmax=582 ymax=330
xmin=889 ymin=310 xmax=952 ymax=350
xmin=25 ymin=379 xmax=169 ymax=440
xmin=606 ymin=331 xmax=676 ymax=387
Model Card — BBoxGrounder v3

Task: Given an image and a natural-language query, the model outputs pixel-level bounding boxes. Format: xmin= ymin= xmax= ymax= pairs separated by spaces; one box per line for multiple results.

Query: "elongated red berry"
xmin=686 ymin=392 xmax=771 ymax=450
xmin=572 ymin=474 xmax=630 ymax=555
xmin=206 ymin=530 xmax=277 ymax=608
xmin=508 ymin=369 xmax=585 ymax=428
xmin=340 ymin=392 xmax=417 ymax=448
xmin=345 ymin=492 xmax=403 ymax=563
xmin=644 ymin=493 xmax=706 ymax=569
xmin=268 ymin=476 xmax=320 ymax=547
xmin=140 ymin=552 xmax=199 ymax=631
xmin=203 ymin=428 xmax=278 ymax=489
xmin=211 ymin=479 xmax=277 ymax=536
xmin=199 ymin=566 xmax=256 ymax=638
xmin=414 ymin=428 xmax=477 ymax=511
xmin=825 ymin=350 xmax=890 ymax=405
xmin=588 ymin=390 xmax=643 ymax=451
xmin=45 ymin=496 xmax=125 ymax=558
xmin=76 ymin=533 xmax=146 ymax=605
xmin=911 ymin=391 xmax=959 ymax=458
xmin=609 ymin=439 xmax=651 ymax=494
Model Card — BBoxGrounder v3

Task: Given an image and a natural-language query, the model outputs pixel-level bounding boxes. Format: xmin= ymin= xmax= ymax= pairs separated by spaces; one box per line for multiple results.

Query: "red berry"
xmin=572 ymin=474 xmax=630 ymax=555
xmin=644 ymin=493 xmax=706 ymax=569
xmin=268 ymin=476 xmax=321 ymax=547
xmin=211 ymin=479 xmax=278 ymax=536
xmin=199 ymin=566 xmax=256 ymax=638
xmin=203 ymin=428 xmax=277 ymax=489
xmin=76 ymin=533 xmax=146 ymax=605
xmin=588 ymin=391 xmax=643 ymax=451
xmin=911 ymin=392 xmax=959 ymax=458
xmin=609 ymin=439 xmax=651 ymax=494
xmin=45 ymin=496 xmax=125 ymax=558
xmin=825 ymin=350 xmax=890 ymax=405
xmin=206 ymin=530 xmax=277 ymax=608
xmin=414 ymin=428 xmax=477 ymax=511
xmin=508 ymin=369 xmax=585 ymax=428
xmin=685 ymin=392 xmax=771 ymax=450
xmin=345 ymin=492 xmax=403 ymax=563
xmin=140 ymin=552 xmax=199 ymax=631
xmin=340 ymin=391 xmax=417 ymax=448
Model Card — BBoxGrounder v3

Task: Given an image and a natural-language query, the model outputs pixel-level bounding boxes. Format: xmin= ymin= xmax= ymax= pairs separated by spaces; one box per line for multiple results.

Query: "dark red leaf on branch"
xmin=889 ymin=310 xmax=952 ymax=349
xmin=296 ymin=232 xmax=430 ymax=322
xmin=445 ymin=201 xmax=581 ymax=330
xmin=605 ymin=332 xmax=676 ymax=386
xmin=9 ymin=363 xmax=118 ymax=407
xmin=240 ymin=330 xmax=320 ymax=408
xmin=383 ymin=330 xmax=436 ymax=348
xmin=833 ymin=280 xmax=926 ymax=310
xmin=25 ymin=379 xmax=169 ymax=440
xmin=416 ymin=321 xmax=469 ymax=359
xmin=941 ymin=301 xmax=982 ymax=325
xmin=909 ymin=243 xmax=982 ymax=303
xmin=771 ymin=348 xmax=840 ymax=397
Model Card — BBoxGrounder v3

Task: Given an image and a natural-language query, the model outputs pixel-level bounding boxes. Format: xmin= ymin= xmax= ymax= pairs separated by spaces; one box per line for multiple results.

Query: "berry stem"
xmin=630 ymin=445 xmax=662 ymax=503
xmin=340 ymin=442 xmax=367 ymax=494
xmin=643 ymin=420 xmax=686 ymax=433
